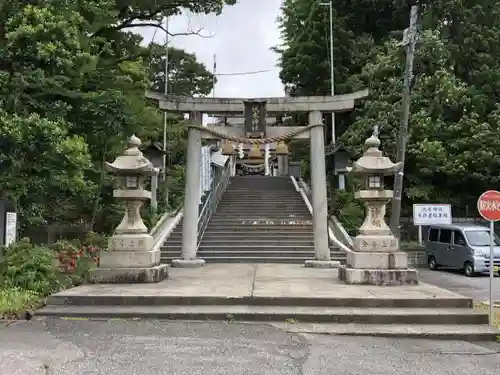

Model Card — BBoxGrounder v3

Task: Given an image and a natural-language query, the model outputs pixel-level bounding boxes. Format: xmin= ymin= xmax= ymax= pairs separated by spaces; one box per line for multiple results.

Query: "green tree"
xmin=0 ymin=112 xmax=95 ymax=228
xmin=148 ymin=43 xmax=214 ymax=96
xmin=0 ymin=0 xmax=233 ymax=234
xmin=277 ymin=0 xmax=500 ymax=217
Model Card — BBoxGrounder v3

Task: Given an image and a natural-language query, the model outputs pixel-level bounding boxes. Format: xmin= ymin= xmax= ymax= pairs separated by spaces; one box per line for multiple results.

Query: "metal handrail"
xmin=296 ymin=177 xmax=352 ymax=252
xmin=150 ymin=204 xmax=183 ymax=244
xmin=196 ymin=159 xmax=231 ymax=247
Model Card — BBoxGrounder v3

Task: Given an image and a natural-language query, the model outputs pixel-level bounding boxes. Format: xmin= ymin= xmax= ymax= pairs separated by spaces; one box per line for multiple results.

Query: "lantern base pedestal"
xmin=346 ymin=249 xmax=410 ymax=269
xmin=304 ymin=259 xmax=340 ymax=268
xmin=338 ymin=265 xmax=419 ymax=286
xmin=89 ymin=264 xmax=168 ymax=284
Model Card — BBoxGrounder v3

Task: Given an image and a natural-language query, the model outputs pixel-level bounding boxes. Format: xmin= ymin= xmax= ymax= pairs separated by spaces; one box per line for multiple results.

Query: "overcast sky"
xmin=138 ymin=0 xmax=285 ymax=98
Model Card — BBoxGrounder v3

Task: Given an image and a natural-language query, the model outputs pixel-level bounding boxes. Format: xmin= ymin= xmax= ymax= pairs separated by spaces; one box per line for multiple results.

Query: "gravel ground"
xmin=418 ymin=268 xmax=500 ymax=301
xmin=1 ymin=319 xmax=500 ymax=375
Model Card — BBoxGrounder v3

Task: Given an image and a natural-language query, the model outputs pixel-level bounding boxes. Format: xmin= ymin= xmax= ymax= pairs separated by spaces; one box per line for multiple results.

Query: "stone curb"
xmin=46 ymin=295 xmax=473 ymax=309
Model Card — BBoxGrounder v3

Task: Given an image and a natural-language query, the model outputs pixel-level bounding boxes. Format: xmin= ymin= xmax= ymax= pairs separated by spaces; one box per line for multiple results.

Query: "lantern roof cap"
xmin=351 ymin=126 xmax=402 ymax=175
xmin=105 ymin=135 xmax=155 ymax=175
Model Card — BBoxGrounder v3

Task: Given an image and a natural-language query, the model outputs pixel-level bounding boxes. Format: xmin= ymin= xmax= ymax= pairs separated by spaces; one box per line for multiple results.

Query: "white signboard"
xmin=5 ymin=212 xmax=17 ymax=246
xmin=413 ymin=204 xmax=452 ymax=226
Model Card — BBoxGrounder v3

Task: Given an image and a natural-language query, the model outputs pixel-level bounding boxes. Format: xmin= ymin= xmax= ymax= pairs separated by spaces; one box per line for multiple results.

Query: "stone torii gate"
xmin=146 ymin=90 xmax=368 ymax=268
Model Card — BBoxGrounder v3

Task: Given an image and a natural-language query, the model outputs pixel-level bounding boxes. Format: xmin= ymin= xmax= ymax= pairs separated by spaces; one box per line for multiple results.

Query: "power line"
xmin=214 ymin=69 xmax=273 ymax=76
xmin=210 ymin=1 xmax=321 ymax=79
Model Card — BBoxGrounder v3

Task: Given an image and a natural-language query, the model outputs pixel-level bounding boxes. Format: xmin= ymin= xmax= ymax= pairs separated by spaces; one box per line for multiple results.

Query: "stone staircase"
xmin=161 ymin=176 xmax=346 ymax=264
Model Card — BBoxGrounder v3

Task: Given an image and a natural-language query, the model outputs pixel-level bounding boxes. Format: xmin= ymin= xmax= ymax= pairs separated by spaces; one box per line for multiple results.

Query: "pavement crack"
xmin=418 ymin=350 xmax=500 ymax=356
xmin=283 ymin=332 xmax=310 ymax=375
xmin=251 ymin=264 xmax=257 ymax=298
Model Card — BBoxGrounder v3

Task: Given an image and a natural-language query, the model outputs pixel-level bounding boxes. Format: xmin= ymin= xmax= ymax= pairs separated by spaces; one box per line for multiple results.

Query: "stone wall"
xmin=402 ymin=244 xmax=427 ymax=268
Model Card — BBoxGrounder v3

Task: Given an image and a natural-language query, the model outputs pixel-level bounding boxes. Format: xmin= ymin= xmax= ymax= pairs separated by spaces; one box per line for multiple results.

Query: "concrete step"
xmin=214 ymin=209 xmax=310 ymax=212
xmin=171 ymin=231 xmax=314 ymax=236
xmin=215 ymin=211 xmax=309 ymax=215
xmin=197 ymin=251 xmax=317 ymax=257
xmin=208 ymin=218 xmax=312 ymax=222
xmin=45 ymin=290 xmax=472 ymax=309
xmin=217 ymin=207 xmax=304 ymax=210
xmin=35 ymin=305 xmax=488 ymax=325
xmin=211 ymin=211 xmax=309 ymax=214
xmin=225 ymin=192 xmax=298 ymax=195
xmin=207 ymin=220 xmax=312 ymax=224
xmin=270 ymin=322 xmax=499 ymax=341
xmin=217 ymin=201 xmax=304 ymax=204
xmin=195 ymin=251 xmax=345 ymax=258
xmin=218 ymin=202 xmax=304 ymax=206
xmin=198 ymin=245 xmax=315 ymax=250
xmin=204 ymin=225 xmax=313 ymax=231
xmin=166 ymin=235 xmax=315 ymax=242
xmin=172 ymin=239 xmax=315 ymax=245
xmin=222 ymin=192 xmax=300 ymax=195
xmin=202 ymin=233 xmax=314 ymax=238
xmin=220 ymin=197 xmax=303 ymax=201
xmin=161 ymin=256 xmax=345 ymax=264
xmin=166 ymin=234 xmax=316 ymax=243
xmin=215 ymin=206 xmax=309 ymax=209
xmin=159 ymin=256 xmax=342 ymax=264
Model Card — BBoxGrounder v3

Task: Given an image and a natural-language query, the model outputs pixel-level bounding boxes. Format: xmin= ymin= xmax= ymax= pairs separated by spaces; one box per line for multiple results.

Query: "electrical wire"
xmin=208 ymin=1 xmax=322 ymax=78
xmin=214 ymin=69 xmax=273 ymax=76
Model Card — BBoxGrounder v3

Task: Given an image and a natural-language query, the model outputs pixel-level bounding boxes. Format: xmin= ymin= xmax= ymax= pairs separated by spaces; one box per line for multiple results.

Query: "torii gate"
xmin=146 ymin=90 xmax=368 ymax=268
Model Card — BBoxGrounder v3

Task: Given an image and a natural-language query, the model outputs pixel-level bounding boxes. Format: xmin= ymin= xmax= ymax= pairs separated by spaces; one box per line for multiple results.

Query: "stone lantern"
xmin=275 ymin=141 xmax=289 ymax=176
xmin=139 ymin=141 xmax=164 ymax=212
xmin=338 ymin=127 xmax=419 ymax=285
xmin=89 ymin=135 xmax=168 ymax=284
xmin=332 ymin=146 xmax=349 ymax=191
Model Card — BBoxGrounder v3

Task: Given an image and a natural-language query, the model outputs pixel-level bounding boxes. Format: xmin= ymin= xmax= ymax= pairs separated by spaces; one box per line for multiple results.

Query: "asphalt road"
xmin=418 ymin=268 xmax=500 ymax=302
xmin=1 ymin=319 xmax=500 ymax=375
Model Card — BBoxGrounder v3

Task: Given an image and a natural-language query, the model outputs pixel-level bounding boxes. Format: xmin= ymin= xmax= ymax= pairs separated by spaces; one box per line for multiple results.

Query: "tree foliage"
xmin=277 ymin=0 xmax=500 ymax=214
xmin=0 ymin=0 xmax=228 ymax=235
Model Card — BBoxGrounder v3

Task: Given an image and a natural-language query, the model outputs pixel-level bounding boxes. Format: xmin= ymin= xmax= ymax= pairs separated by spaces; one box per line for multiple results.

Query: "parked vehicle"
xmin=425 ymin=223 xmax=500 ymax=277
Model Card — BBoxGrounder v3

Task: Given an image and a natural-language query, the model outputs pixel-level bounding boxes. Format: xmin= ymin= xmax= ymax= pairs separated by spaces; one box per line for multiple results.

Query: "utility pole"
xmin=212 ymin=54 xmax=217 ymax=98
xmin=390 ymin=5 xmax=419 ymax=239
xmin=163 ymin=16 xmax=170 ymax=208
xmin=319 ymin=0 xmax=335 ymax=144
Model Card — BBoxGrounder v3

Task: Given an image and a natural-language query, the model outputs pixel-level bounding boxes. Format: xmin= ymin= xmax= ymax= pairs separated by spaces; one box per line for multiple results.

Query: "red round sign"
xmin=477 ymin=190 xmax=500 ymax=221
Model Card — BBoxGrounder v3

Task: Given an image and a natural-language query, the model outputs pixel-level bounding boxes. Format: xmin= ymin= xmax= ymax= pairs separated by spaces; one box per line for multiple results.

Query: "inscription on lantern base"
xmin=353 ymin=235 xmax=399 ymax=252
xmin=99 ymin=233 xmax=159 ymax=269
xmin=107 ymin=234 xmax=154 ymax=252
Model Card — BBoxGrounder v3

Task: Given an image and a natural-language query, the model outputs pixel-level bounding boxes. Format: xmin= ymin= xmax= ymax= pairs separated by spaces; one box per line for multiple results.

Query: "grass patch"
xmin=473 ymin=302 xmax=500 ymax=328
xmin=0 ymin=288 xmax=43 ymax=319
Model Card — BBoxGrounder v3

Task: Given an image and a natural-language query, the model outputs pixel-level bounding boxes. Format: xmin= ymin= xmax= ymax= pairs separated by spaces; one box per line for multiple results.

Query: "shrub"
xmin=0 ymin=287 xmax=41 ymax=319
xmin=331 ymin=190 xmax=365 ymax=236
xmin=0 ymin=235 xmax=105 ymax=319
xmin=0 ymin=239 xmax=70 ymax=296
xmin=50 ymin=239 xmax=101 ymax=286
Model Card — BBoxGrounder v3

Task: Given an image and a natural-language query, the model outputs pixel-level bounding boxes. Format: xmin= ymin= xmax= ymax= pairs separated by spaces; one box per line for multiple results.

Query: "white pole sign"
xmin=413 ymin=204 xmax=452 ymax=245
xmin=412 ymin=204 xmax=452 ymax=225
xmin=5 ymin=212 xmax=17 ymax=246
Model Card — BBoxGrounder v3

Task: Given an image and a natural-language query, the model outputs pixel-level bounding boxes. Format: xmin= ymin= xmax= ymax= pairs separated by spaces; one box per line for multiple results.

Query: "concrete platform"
xmin=44 ymin=264 xmax=470 ymax=308
xmin=35 ymin=264 xmax=498 ymax=340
